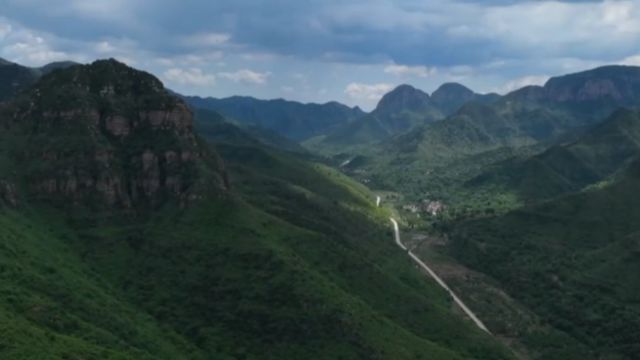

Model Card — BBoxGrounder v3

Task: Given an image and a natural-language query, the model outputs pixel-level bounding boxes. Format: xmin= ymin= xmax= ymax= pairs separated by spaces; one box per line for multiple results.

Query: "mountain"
xmin=0 ymin=59 xmax=513 ymax=359
xmin=469 ymin=108 xmax=640 ymax=201
xmin=375 ymin=84 xmax=436 ymax=117
xmin=306 ymin=83 xmax=502 ymax=152
xmin=0 ymin=58 xmax=227 ymax=211
xmin=449 ymin=159 xmax=640 ymax=360
xmin=183 ymin=95 xmax=364 ymax=140
xmin=309 ymin=84 xmax=445 ymax=147
xmin=338 ymin=65 xmax=640 ymax=200
xmin=192 ymin=107 xmax=310 ymax=154
xmin=0 ymin=57 xmax=79 ymax=102
xmin=504 ymin=65 xmax=640 ymax=122
xmin=431 ymin=83 xmax=500 ymax=116
xmin=395 ymin=66 xmax=640 ymax=164
xmin=545 ymin=65 xmax=640 ymax=104
xmin=38 ymin=60 xmax=80 ymax=75
xmin=0 ymin=58 xmax=39 ymax=102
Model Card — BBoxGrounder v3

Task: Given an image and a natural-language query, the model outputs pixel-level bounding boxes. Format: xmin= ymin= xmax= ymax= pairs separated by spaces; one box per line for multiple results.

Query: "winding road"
xmin=379 ymin=197 xmax=491 ymax=334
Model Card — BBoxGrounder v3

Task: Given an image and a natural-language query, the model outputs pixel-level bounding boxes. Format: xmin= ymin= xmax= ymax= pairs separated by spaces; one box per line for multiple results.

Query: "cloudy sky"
xmin=1 ymin=0 xmax=639 ymax=110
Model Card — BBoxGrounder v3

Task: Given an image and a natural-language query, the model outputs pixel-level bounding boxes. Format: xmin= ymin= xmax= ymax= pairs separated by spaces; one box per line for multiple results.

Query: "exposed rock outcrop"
xmin=1 ymin=59 xmax=228 ymax=211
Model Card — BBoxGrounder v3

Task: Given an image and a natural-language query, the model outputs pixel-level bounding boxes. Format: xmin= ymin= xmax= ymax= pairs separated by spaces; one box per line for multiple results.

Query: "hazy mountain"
xmin=183 ymin=95 xmax=364 ymax=140
xmin=469 ymin=108 xmax=640 ymax=201
xmin=192 ymin=107 xmax=310 ymax=154
xmin=308 ymin=83 xmax=501 ymax=150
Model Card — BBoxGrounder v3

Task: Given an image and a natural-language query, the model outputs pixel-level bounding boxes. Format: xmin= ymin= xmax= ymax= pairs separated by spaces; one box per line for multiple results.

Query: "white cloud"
xmin=219 ymin=69 xmax=271 ymax=84
xmin=621 ymin=54 xmax=640 ymax=66
xmin=95 ymin=41 xmax=116 ymax=54
xmin=384 ymin=63 xmax=436 ymax=78
xmin=182 ymin=32 xmax=231 ymax=47
xmin=2 ymin=32 xmax=71 ymax=65
xmin=155 ymin=51 xmax=224 ymax=67
xmin=500 ymin=75 xmax=550 ymax=94
xmin=344 ymin=82 xmax=394 ymax=101
xmin=0 ymin=23 xmax=11 ymax=39
xmin=68 ymin=0 xmax=133 ymax=21
xmin=162 ymin=67 xmax=216 ymax=87
xmin=481 ymin=0 xmax=640 ymax=55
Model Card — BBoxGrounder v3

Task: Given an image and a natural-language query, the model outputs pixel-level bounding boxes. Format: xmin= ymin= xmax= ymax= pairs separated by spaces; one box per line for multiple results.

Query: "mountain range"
xmin=183 ymin=95 xmax=365 ymax=141
xmin=0 ymin=58 xmax=513 ymax=359
xmin=3 ymin=53 xmax=640 ymax=360
xmin=307 ymin=83 xmax=499 ymax=148
xmin=469 ymin=108 xmax=640 ymax=201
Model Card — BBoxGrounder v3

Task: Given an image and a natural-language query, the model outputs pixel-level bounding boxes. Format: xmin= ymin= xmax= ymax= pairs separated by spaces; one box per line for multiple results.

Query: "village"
xmin=402 ymin=199 xmax=446 ymax=216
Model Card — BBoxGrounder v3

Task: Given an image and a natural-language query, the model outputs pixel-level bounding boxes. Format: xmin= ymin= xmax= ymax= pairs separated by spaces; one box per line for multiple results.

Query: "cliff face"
xmin=0 ymin=59 xmax=228 ymax=210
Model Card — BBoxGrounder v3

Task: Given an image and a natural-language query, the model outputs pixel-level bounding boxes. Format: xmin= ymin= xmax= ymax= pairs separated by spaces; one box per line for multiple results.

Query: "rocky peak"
xmin=1 ymin=59 xmax=228 ymax=211
xmin=544 ymin=65 xmax=640 ymax=104
xmin=431 ymin=82 xmax=477 ymax=115
xmin=432 ymin=83 xmax=475 ymax=101
xmin=375 ymin=84 xmax=432 ymax=115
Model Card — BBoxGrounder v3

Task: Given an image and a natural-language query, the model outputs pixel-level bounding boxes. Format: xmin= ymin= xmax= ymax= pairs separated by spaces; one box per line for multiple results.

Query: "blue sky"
xmin=1 ymin=0 xmax=639 ymax=110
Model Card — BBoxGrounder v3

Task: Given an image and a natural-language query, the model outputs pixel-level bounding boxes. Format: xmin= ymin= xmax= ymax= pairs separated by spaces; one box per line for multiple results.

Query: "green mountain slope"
xmin=469 ymin=109 xmax=640 ymax=201
xmin=193 ymin=107 xmax=309 ymax=154
xmin=330 ymin=66 xmax=640 ymax=202
xmin=0 ymin=59 xmax=513 ymax=359
xmin=449 ymin=159 xmax=640 ymax=360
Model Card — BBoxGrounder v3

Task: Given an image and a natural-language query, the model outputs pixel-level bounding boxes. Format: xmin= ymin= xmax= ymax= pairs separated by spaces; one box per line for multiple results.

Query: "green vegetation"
xmin=300 ymin=64 xmax=640 ymax=359
xmin=469 ymin=109 xmax=640 ymax=202
xmin=0 ymin=59 xmax=513 ymax=359
xmin=448 ymin=160 xmax=640 ymax=359
xmin=0 ymin=57 xmax=77 ymax=102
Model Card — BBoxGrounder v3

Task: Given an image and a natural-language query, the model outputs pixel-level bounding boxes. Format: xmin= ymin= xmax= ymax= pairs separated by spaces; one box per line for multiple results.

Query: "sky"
xmin=0 ymin=0 xmax=639 ymax=110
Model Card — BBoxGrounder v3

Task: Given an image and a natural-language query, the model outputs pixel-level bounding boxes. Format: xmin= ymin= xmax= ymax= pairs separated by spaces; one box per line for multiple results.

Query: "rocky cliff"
xmin=0 ymin=59 xmax=228 ymax=210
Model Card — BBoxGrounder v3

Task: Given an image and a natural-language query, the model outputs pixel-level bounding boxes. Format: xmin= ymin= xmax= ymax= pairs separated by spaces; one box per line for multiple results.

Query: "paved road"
xmin=389 ymin=217 xmax=491 ymax=334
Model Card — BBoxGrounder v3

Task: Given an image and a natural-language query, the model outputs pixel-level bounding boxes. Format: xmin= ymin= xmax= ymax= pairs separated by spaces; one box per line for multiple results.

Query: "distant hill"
xmin=0 ymin=57 xmax=78 ymax=102
xmin=469 ymin=108 xmax=640 ymax=201
xmin=192 ymin=107 xmax=310 ymax=154
xmin=183 ymin=95 xmax=364 ymax=140
xmin=391 ymin=66 xmax=640 ymax=164
xmin=312 ymin=83 xmax=499 ymax=147
xmin=504 ymin=65 xmax=640 ymax=121
xmin=323 ymin=65 xmax=640 ymax=203
xmin=0 ymin=58 xmax=38 ymax=102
